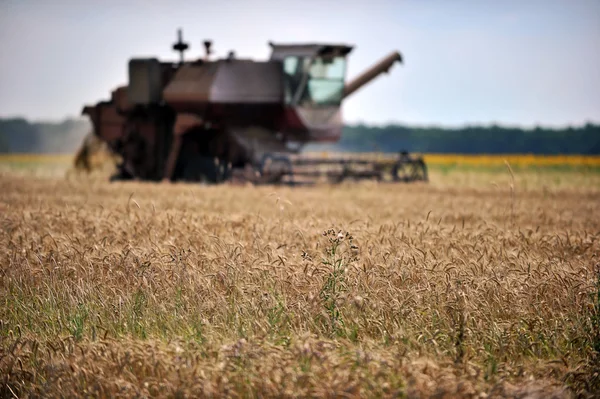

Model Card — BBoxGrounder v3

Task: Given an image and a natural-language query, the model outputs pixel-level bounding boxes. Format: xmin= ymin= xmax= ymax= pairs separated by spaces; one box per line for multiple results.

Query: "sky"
xmin=0 ymin=0 xmax=599 ymax=127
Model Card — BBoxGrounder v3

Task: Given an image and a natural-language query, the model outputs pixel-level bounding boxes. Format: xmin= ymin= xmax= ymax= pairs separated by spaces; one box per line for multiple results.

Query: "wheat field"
xmin=1 ymin=157 xmax=600 ymax=398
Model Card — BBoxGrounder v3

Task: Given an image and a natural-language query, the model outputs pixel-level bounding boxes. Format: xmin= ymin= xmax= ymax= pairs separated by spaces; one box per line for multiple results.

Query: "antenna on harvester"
xmin=172 ymin=28 xmax=189 ymax=64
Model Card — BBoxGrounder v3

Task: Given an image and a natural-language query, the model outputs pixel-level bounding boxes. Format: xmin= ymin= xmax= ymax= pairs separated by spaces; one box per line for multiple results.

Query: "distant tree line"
xmin=326 ymin=123 xmax=600 ymax=155
xmin=0 ymin=117 xmax=599 ymax=155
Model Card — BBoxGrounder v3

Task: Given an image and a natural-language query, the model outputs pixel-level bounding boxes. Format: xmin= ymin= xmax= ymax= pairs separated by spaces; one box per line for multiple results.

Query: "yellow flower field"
xmin=423 ymin=153 xmax=600 ymax=167
xmin=1 ymin=153 xmax=599 ymax=167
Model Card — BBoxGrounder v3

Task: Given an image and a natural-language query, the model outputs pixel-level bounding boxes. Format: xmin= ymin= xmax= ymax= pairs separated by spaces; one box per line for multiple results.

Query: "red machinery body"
xmin=82 ymin=30 xmax=425 ymax=183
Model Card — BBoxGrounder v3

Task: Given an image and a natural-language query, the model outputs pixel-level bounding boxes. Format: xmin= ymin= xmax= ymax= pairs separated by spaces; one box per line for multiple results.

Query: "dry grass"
xmin=1 ymin=163 xmax=600 ymax=398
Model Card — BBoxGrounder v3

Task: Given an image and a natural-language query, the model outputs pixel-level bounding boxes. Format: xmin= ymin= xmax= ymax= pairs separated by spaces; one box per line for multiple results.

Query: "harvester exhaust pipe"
xmin=343 ymin=51 xmax=403 ymax=98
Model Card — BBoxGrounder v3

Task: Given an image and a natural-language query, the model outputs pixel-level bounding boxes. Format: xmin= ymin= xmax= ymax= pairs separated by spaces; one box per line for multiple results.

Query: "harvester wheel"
xmin=414 ymin=159 xmax=428 ymax=182
xmin=392 ymin=156 xmax=428 ymax=182
xmin=392 ymin=161 xmax=408 ymax=182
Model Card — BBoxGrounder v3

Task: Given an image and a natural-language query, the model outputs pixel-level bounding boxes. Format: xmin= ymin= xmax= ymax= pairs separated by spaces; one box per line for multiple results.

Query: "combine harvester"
xmin=79 ymin=30 xmax=427 ymax=185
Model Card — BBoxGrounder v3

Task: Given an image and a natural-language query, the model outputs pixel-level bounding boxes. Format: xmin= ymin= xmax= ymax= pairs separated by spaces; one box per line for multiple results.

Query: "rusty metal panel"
xmin=97 ymin=105 xmax=125 ymax=142
xmin=128 ymin=58 xmax=162 ymax=104
xmin=112 ymin=86 xmax=133 ymax=112
xmin=290 ymin=105 xmax=342 ymax=142
xmin=173 ymin=113 xmax=203 ymax=135
xmin=210 ymin=60 xmax=282 ymax=103
xmin=163 ymin=60 xmax=282 ymax=106
xmin=162 ymin=63 xmax=218 ymax=106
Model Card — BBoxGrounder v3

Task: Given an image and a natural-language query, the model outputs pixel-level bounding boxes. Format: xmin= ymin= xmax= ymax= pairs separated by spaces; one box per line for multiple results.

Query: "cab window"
xmin=283 ymin=56 xmax=347 ymax=106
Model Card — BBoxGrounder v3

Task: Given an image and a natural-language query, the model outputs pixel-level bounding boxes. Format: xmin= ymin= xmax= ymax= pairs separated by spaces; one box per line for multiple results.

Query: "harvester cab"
xmin=269 ymin=43 xmax=352 ymax=107
xmin=79 ymin=29 xmax=428 ymax=185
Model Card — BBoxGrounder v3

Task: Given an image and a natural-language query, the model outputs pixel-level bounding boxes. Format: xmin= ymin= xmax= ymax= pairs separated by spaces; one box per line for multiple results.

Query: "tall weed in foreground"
xmin=317 ymin=229 xmax=358 ymax=337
